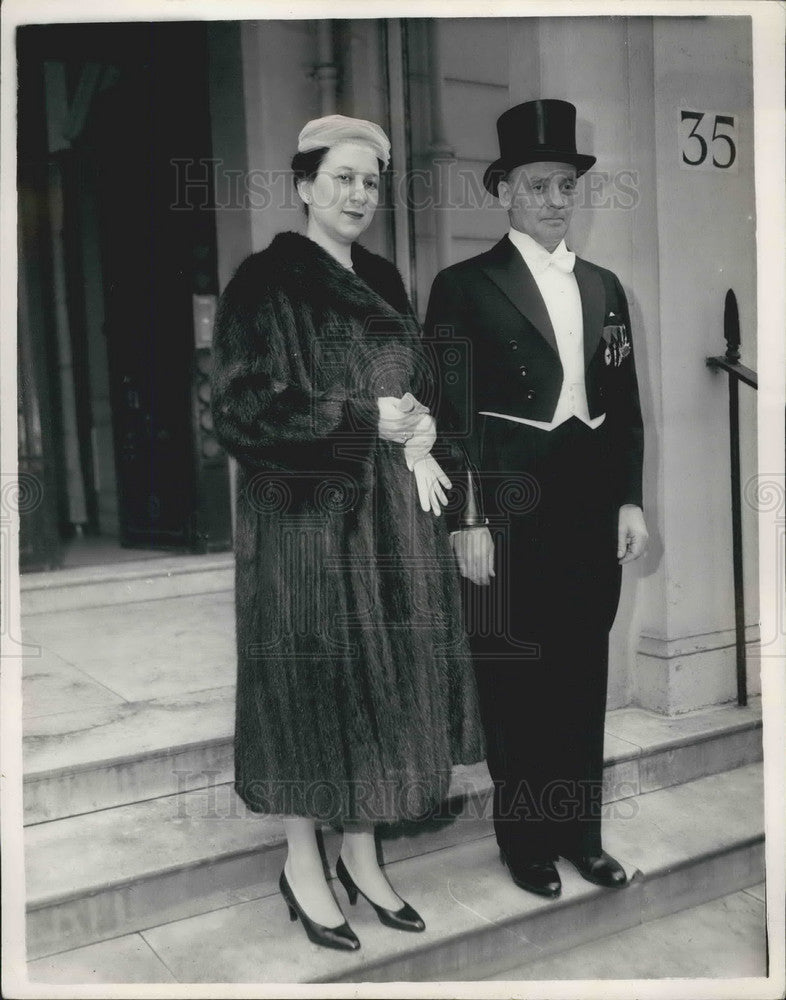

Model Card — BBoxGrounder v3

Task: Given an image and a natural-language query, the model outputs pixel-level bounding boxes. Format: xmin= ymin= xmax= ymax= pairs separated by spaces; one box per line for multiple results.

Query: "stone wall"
xmin=213 ymin=15 xmax=760 ymax=713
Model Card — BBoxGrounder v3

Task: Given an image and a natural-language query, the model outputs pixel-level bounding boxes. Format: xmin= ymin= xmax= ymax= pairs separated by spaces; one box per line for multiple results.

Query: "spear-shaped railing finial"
xmin=707 ymin=289 xmax=757 ymax=390
xmin=724 ymin=288 xmax=741 ymax=365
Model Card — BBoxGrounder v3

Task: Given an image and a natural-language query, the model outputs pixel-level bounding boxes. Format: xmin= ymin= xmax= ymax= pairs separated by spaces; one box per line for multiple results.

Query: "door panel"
xmin=81 ymin=22 xmax=231 ymax=550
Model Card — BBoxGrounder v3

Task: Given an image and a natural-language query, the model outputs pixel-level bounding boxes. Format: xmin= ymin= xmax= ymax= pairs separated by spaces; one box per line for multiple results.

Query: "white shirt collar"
xmin=507 ymin=228 xmax=570 ymax=273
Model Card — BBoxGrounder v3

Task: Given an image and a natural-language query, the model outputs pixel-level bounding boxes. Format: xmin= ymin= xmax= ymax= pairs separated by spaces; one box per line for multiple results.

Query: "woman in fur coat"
xmin=210 ymin=115 xmax=483 ymax=951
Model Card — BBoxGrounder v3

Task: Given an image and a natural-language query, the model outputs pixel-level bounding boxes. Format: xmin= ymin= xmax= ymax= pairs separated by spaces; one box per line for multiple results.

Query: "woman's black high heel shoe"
xmin=279 ymin=870 xmax=360 ymax=951
xmin=335 ymin=856 xmax=425 ymax=932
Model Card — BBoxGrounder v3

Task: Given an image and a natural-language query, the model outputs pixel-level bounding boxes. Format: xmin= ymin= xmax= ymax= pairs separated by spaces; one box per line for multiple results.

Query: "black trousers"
xmin=463 ymin=416 xmax=622 ymax=862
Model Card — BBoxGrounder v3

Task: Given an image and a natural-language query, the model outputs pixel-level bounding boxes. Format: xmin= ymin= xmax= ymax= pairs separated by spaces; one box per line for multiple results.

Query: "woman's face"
xmin=299 ymin=141 xmax=381 ymax=246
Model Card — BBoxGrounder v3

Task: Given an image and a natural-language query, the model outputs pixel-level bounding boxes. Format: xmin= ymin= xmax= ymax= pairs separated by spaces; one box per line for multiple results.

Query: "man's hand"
xmin=377 ymin=393 xmax=430 ymax=443
xmin=451 ymin=526 xmax=495 ymax=585
xmin=617 ymin=504 xmax=648 ymax=564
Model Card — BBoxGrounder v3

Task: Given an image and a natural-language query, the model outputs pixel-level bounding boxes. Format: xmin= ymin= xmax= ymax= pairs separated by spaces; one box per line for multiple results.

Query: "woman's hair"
xmin=291 ymin=147 xmax=329 ymax=185
xmin=291 ymin=147 xmax=386 ymax=216
xmin=291 ymin=148 xmax=328 ymax=216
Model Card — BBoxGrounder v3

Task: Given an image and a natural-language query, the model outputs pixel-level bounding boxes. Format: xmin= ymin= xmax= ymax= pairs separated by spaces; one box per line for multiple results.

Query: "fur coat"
xmin=210 ymin=231 xmax=483 ymax=823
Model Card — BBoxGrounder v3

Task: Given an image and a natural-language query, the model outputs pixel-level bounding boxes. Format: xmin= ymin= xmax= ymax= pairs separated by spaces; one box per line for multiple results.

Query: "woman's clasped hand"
xmin=377 ymin=393 xmax=452 ymax=515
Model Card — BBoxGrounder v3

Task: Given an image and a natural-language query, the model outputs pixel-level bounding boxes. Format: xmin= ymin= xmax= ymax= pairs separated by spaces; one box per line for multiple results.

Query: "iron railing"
xmin=706 ymin=289 xmax=757 ymax=707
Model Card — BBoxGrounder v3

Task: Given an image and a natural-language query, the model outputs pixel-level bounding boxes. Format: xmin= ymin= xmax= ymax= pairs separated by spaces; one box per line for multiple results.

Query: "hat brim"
xmin=483 ymin=151 xmax=596 ymax=196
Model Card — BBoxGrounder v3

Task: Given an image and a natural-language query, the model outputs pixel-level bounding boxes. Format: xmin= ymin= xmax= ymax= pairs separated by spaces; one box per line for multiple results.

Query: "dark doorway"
xmin=17 ymin=21 xmax=232 ymax=569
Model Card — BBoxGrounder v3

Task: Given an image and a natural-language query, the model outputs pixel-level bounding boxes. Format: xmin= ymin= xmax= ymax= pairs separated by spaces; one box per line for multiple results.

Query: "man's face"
xmin=497 ymin=161 xmax=578 ymax=252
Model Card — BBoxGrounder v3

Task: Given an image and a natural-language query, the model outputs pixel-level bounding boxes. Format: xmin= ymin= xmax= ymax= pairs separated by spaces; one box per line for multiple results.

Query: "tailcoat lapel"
xmin=573 ymin=256 xmax=605 ymax=369
xmin=480 ymin=237 xmax=558 ymax=357
xmin=480 ymin=237 xmax=607 ymax=370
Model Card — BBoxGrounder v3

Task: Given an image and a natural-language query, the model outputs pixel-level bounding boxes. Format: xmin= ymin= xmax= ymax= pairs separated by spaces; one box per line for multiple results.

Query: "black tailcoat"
xmin=425 ymin=234 xmax=644 ymax=861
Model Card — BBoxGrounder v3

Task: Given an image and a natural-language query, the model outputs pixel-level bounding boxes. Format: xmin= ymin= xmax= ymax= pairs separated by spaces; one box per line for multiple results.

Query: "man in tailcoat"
xmin=425 ymin=100 xmax=648 ymax=898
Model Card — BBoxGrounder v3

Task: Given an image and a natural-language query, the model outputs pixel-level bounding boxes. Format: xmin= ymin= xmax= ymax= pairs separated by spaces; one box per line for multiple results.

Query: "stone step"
xmin=26 ymin=764 xmax=765 ymax=982
xmin=25 ymin=760 xmax=763 ymax=963
xmin=21 ymin=553 xmax=233 ymax=616
xmin=26 ymin=763 xmax=494 ymax=961
xmin=478 ymin=883 xmax=767 ymax=980
xmin=27 ymin=882 xmax=769 ymax=985
xmin=23 ymin=693 xmax=763 ymax=823
xmin=23 ymin=686 xmax=235 ymax=824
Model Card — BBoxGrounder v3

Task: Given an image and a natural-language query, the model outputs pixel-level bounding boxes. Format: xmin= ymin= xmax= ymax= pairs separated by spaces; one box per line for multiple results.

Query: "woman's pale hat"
xmin=297 ymin=115 xmax=391 ymax=169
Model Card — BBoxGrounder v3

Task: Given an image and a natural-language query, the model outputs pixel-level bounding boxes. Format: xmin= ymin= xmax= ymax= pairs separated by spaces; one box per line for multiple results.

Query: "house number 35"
xmin=679 ymin=111 xmax=738 ymax=171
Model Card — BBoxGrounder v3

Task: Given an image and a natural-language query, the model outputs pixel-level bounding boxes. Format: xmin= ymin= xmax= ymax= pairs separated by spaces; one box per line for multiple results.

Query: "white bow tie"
xmin=541 ymin=245 xmax=576 ymax=274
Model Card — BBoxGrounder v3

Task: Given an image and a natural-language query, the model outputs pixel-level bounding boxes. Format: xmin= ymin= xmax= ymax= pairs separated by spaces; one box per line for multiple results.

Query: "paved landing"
xmin=22 ymin=591 xmax=236 ymax=714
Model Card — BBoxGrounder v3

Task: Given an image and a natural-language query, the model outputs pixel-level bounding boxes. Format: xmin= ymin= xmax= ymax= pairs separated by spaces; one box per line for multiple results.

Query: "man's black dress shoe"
xmin=562 ymin=850 xmax=627 ymax=888
xmin=500 ymin=851 xmax=561 ymax=898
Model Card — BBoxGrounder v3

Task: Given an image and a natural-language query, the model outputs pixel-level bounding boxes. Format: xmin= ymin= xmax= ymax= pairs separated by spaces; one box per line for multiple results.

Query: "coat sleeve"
xmin=606 ymin=273 xmax=645 ymax=510
xmin=424 ymin=268 xmax=486 ymax=532
xmin=209 ymin=267 xmax=355 ymax=471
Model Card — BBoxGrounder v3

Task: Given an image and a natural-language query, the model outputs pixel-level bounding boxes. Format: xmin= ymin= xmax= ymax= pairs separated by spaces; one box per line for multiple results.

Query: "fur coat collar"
xmin=232 ymin=230 xmax=416 ymax=327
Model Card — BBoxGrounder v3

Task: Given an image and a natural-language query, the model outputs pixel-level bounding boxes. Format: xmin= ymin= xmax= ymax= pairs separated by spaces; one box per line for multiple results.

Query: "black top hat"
xmin=483 ymin=99 xmax=596 ymax=196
